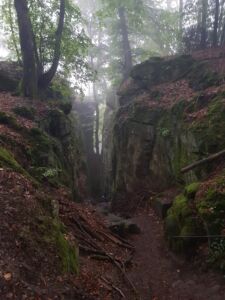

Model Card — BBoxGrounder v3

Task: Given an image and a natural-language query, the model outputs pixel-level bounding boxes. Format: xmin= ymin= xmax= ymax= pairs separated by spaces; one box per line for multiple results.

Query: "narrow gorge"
xmin=1 ymin=50 xmax=225 ymax=299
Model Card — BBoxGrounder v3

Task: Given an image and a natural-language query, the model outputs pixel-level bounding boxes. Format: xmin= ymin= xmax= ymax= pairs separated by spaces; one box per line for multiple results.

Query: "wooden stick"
xmin=100 ymin=276 xmax=126 ymax=298
xmin=181 ymin=149 xmax=225 ymax=173
xmin=97 ymin=230 xmax=134 ymax=250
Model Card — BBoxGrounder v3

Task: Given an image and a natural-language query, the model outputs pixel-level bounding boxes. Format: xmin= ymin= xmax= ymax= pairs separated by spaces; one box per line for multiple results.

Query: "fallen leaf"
xmin=4 ymin=272 xmax=12 ymax=281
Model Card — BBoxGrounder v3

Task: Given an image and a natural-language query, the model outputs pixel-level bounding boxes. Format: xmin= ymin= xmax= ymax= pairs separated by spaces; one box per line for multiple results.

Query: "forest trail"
xmin=123 ymin=209 xmax=225 ymax=300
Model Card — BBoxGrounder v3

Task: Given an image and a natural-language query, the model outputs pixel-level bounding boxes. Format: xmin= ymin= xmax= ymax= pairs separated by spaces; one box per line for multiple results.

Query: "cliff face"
xmin=0 ymin=93 xmax=88 ymax=200
xmin=103 ymin=50 xmax=225 ymax=210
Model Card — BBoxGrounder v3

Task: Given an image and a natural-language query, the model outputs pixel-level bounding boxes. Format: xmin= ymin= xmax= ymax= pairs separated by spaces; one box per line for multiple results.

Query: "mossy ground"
xmin=38 ymin=215 xmax=79 ymax=274
xmin=0 ymin=146 xmax=33 ymax=181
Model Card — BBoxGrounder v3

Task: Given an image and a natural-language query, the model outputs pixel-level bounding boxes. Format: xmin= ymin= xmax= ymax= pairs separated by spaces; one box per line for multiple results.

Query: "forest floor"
xmin=121 ymin=207 xmax=225 ymax=300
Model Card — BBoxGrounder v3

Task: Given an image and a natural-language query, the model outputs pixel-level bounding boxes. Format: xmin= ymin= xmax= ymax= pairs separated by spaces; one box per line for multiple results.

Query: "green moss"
xmin=0 ymin=146 xmax=26 ymax=173
xmin=197 ymin=187 xmax=225 ymax=234
xmin=191 ymin=97 xmax=225 ymax=154
xmin=56 ymin=230 xmax=79 ymax=273
xmin=13 ymin=106 xmax=36 ymax=120
xmin=165 ymin=194 xmax=202 ymax=253
xmin=27 ymin=128 xmax=54 ymax=167
xmin=0 ymin=146 xmax=39 ymax=186
xmin=185 ymin=182 xmax=200 ymax=199
xmin=39 ymin=217 xmax=79 ymax=274
xmin=169 ymin=194 xmax=192 ymax=219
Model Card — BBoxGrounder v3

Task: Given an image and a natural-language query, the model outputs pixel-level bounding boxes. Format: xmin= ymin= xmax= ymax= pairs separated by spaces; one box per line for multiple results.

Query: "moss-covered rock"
xmin=185 ymin=182 xmax=200 ymax=199
xmin=165 ymin=194 xmax=202 ymax=253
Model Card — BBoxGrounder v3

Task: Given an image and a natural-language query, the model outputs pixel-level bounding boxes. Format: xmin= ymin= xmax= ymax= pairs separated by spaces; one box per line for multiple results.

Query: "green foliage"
xmin=159 ymin=127 xmax=170 ymax=137
xmin=1 ymin=0 xmax=92 ymax=92
xmin=43 ymin=168 xmax=58 ymax=178
xmin=208 ymin=239 xmax=225 ymax=272
xmin=50 ymin=78 xmax=73 ymax=102
xmin=13 ymin=106 xmax=36 ymax=120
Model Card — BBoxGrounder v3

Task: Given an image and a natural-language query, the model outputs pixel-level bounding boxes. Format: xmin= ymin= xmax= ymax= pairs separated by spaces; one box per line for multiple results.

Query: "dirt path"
xmin=126 ymin=209 xmax=225 ymax=300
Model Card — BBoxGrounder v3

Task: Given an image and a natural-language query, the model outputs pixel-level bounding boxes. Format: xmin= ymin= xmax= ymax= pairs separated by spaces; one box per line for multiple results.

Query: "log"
xmin=181 ymin=149 xmax=225 ymax=174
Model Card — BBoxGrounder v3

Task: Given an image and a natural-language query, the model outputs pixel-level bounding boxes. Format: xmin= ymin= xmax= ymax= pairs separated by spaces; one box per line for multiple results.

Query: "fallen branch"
xmin=79 ymin=245 xmax=106 ymax=256
xmin=97 ymin=230 xmax=134 ymax=250
xmin=181 ymin=149 xmax=225 ymax=174
xmin=100 ymin=276 xmax=126 ymax=298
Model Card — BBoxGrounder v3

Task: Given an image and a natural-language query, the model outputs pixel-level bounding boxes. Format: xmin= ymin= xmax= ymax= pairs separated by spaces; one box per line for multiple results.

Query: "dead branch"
xmin=181 ymin=149 xmax=225 ymax=173
xmin=100 ymin=276 xmax=126 ymax=298
xmin=97 ymin=230 xmax=134 ymax=250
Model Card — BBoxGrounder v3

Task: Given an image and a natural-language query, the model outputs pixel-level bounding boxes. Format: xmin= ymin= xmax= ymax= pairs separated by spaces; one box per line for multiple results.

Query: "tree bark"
xmin=14 ymin=0 xmax=38 ymax=98
xmin=118 ymin=6 xmax=132 ymax=80
xmin=38 ymin=0 xmax=65 ymax=89
xmin=213 ymin=0 xmax=220 ymax=47
xmin=200 ymin=0 xmax=208 ymax=49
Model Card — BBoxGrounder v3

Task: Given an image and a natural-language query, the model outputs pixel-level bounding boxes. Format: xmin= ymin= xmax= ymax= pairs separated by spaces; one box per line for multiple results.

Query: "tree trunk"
xmin=221 ymin=22 xmax=225 ymax=45
xmin=213 ymin=0 xmax=220 ymax=47
xmin=8 ymin=0 xmax=21 ymax=63
xmin=38 ymin=0 xmax=65 ymax=89
xmin=166 ymin=0 xmax=171 ymax=10
xmin=93 ymin=83 xmax=100 ymax=155
xmin=14 ymin=0 xmax=38 ymax=98
xmin=118 ymin=6 xmax=132 ymax=80
xmin=200 ymin=0 xmax=208 ymax=49
xmin=178 ymin=0 xmax=184 ymax=52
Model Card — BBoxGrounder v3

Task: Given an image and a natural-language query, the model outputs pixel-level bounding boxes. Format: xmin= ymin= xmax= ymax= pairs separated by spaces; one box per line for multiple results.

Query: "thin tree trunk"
xmin=93 ymin=83 xmax=100 ymax=155
xmin=118 ymin=6 xmax=132 ymax=80
xmin=14 ymin=0 xmax=38 ymax=98
xmin=213 ymin=0 xmax=220 ymax=47
xmin=200 ymin=0 xmax=208 ymax=49
xmin=8 ymin=0 xmax=21 ymax=63
xmin=178 ymin=0 xmax=184 ymax=52
xmin=221 ymin=22 xmax=225 ymax=45
xmin=38 ymin=0 xmax=65 ymax=89
xmin=166 ymin=0 xmax=171 ymax=10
